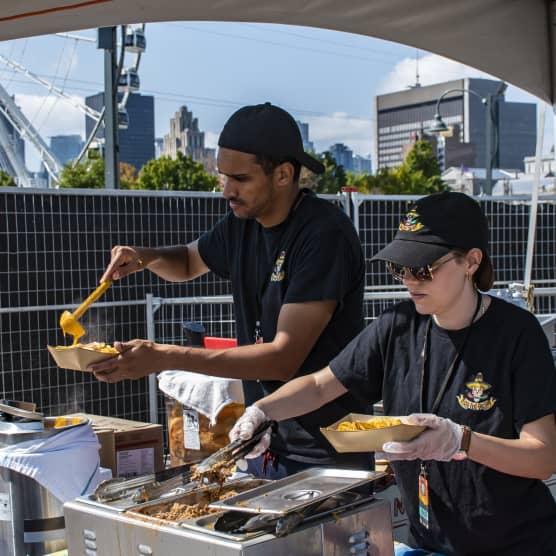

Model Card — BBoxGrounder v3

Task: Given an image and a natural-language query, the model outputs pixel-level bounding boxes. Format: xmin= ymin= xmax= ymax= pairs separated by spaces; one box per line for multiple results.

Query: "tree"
xmin=0 ymin=170 xmax=16 ymax=186
xmin=404 ymin=140 xmax=441 ymax=178
xmin=301 ymin=151 xmax=346 ymax=194
xmin=58 ymin=159 xmax=105 ymax=188
xmin=348 ymin=141 xmax=448 ymax=195
xmin=119 ymin=162 xmax=138 ymax=190
xmin=137 ymin=152 xmax=217 ymax=191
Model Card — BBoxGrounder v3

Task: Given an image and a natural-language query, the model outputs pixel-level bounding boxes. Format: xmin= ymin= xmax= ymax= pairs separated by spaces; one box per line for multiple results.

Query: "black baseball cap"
xmin=218 ymin=102 xmax=325 ymax=175
xmin=372 ymin=192 xmax=493 ymax=288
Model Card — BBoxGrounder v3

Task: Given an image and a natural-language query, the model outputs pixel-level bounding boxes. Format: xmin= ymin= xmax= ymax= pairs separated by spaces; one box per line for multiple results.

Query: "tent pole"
xmin=523 ymin=102 xmax=546 ymax=305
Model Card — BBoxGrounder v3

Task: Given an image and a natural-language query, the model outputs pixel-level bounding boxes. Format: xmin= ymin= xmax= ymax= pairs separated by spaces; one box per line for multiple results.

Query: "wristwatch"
xmin=459 ymin=425 xmax=472 ymax=455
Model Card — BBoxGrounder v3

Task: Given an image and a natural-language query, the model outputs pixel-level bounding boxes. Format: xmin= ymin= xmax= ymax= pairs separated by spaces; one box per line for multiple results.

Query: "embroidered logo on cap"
xmin=271 ymin=250 xmax=286 ymax=282
xmin=399 ymin=209 xmax=424 ymax=232
xmin=457 ymin=372 xmax=496 ymax=411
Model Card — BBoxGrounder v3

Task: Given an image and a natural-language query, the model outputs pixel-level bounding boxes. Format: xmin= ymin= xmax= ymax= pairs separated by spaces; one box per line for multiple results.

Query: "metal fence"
xmin=1 ymin=187 xmax=555 ymax=438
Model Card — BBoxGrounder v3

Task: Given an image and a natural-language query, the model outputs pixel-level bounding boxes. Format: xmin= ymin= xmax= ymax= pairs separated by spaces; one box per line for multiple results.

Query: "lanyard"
xmin=419 ymin=293 xmax=482 ymax=414
xmin=253 ymin=189 xmax=306 ymax=341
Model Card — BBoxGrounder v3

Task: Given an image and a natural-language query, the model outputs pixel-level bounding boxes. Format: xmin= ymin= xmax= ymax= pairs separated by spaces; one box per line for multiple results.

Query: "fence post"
xmin=146 ymin=293 xmax=158 ymax=424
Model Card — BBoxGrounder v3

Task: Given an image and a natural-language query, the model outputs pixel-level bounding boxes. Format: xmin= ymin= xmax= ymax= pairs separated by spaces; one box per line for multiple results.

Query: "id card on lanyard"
xmin=417 ymin=293 xmax=482 ymax=530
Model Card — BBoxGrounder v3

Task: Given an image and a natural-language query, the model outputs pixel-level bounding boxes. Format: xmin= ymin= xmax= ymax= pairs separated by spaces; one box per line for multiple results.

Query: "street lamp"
xmin=428 ymin=83 xmax=507 ymax=194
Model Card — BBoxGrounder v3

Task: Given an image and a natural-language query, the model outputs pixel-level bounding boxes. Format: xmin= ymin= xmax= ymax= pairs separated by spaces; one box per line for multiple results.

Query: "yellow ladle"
xmin=59 ymin=280 xmax=112 ymax=345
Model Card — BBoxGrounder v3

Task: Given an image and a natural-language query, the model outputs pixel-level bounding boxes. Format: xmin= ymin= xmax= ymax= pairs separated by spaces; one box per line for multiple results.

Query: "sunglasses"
xmin=386 ymin=255 xmax=459 ymax=282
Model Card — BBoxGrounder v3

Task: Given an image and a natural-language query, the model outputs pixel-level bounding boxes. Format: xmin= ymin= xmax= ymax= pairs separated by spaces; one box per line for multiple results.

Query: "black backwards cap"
xmin=372 ymin=192 xmax=493 ymax=290
xmin=218 ymin=102 xmax=325 ymax=175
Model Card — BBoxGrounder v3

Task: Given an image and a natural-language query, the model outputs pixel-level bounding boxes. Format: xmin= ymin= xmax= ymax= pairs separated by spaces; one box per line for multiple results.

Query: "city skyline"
xmin=0 ymin=21 xmax=551 ymax=173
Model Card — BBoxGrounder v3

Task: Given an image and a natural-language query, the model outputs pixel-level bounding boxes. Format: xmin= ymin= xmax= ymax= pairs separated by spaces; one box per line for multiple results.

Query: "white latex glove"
xmin=375 ymin=413 xmax=463 ymax=462
xmin=229 ymin=405 xmax=271 ymax=464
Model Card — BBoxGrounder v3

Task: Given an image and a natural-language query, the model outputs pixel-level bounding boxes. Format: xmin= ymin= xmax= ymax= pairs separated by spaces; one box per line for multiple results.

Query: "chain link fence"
xmin=1 ymin=188 xmax=554 ymax=433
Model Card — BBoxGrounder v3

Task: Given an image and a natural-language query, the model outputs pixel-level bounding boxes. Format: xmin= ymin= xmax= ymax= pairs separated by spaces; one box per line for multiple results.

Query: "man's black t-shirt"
xmin=330 ymin=297 xmax=556 ymax=555
xmin=198 ymin=190 xmax=369 ymax=465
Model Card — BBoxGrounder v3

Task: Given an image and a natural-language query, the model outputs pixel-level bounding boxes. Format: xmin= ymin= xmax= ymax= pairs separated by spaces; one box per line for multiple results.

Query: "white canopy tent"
xmin=0 ymin=0 xmax=554 ymax=104
xmin=0 ymin=0 xmax=553 ymax=295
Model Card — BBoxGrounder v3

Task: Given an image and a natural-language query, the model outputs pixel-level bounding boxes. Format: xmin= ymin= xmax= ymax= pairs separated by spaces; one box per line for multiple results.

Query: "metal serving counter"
xmin=64 ymin=469 xmax=394 ymax=555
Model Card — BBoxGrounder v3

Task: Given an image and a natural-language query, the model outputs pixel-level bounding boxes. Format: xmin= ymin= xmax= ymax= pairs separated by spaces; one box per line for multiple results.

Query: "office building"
xmin=85 ymin=92 xmax=155 ymax=172
xmin=375 ymin=78 xmax=536 ymax=171
xmin=329 ymin=143 xmax=353 ymax=171
xmin=50 ymin=134 xmax=83 ymax=166
xmin=296 ymin=120 xmax=314 ymax=152
xmin=162 ymin=106 xmax=216 ymax=173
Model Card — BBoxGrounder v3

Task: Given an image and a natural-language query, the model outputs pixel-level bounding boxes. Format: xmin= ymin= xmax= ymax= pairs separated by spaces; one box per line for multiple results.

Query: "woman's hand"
xmin=377 ymin=413 xmax=463 ymax=462
xmin=229 ymin=405 xmax=271 ymax=460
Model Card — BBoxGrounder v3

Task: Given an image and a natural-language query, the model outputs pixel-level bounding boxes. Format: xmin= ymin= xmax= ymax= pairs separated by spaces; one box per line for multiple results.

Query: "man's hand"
xmin=376 ymin=413 xmax=464 ymax=462
xmin=88 ymin=339 xmax=166 ymax=382
xmin=229 ymin=405 xmax=271 ymax=460
xmin=101 ymin=245 xmax=147 ymax=283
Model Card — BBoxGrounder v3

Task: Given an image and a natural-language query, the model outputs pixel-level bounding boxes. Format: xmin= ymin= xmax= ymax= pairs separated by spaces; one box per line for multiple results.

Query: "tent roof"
xmin=0 ymin=0 xmax=554 ymax=104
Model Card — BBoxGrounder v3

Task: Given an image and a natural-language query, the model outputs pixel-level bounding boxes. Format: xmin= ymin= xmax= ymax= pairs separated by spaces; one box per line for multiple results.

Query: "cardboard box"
xmin=47 ymin=344 xmax=118 ymax=371
xmin=65 ymin=413 xmax=164 ymax=477
xmin=320 ymin=413 xmax=425 ymax=453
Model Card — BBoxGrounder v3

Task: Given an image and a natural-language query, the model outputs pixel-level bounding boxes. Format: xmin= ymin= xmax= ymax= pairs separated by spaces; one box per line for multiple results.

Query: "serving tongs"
xmin=94 ymin=420 xmax=275 ymax=504
xmin=94 ymin=462 xmax=196 ymax=503
xmin=194 ymin=420 xmax=275 ymax=475
xmin=131 ymin=420 xmax=275 ymax=503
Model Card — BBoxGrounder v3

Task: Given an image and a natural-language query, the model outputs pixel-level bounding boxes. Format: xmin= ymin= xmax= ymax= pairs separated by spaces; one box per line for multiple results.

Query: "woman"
xmin=230 ymin=192 xmax=556 ymax=555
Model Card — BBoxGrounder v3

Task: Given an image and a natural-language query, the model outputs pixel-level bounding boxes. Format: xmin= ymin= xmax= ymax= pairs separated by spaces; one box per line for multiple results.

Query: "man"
xmin=91 ymin=102 xmax=369 ymax=477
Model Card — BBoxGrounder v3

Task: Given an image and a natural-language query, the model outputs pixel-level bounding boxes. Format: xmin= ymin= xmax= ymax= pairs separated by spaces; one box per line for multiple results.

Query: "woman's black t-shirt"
xmin=330 ymin=297 xmax=556 ymax=555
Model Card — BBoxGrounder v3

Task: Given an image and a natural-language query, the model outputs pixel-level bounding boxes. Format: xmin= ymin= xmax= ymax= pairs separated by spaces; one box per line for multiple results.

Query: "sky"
xmin=0 ymin=21 xmax=551 ymax=172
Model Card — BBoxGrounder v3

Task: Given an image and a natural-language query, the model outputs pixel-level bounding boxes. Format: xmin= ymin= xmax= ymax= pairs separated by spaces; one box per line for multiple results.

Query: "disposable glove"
xmin=376 ymin=413 xmax=463 ymax=462
xmin=229 ymin=405 xmax=271 ymax=464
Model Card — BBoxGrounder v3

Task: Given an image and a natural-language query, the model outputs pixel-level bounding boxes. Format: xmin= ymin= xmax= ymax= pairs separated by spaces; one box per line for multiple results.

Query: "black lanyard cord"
xmin=419 ymin=293 xmax=482 ymax=414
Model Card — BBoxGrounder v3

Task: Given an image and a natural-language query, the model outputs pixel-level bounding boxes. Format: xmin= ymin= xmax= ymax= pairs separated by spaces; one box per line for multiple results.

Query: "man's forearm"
xmin=162 ymin=341 xmax=298 ymax=381
xmin=140 ymin=246 xmax=195 ymax=281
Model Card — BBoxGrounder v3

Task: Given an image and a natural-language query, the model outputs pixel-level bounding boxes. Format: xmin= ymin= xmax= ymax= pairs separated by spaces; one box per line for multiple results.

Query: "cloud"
xmin=305 ymin=112 xmax=373 ymax=157
xmin=15 ymin=93 xmax=85 ymax=138
xmin=377 ymin=53 xmax=492 ymax=95
xmin=13 ymin=93 xmax=86 ymax=171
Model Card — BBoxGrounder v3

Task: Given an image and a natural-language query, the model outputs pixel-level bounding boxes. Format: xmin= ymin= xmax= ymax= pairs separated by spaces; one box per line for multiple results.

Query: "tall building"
xmin=374 ymin=78 xmax=536 ymax=171
xmin=329 ymin=143 xmax=372 ymax=174
xmin=296 ymin=120 xmax=314 ymax=152
xmin=85 ymin=92 xmax=155 ymax=172
xmin=50 ymin=134 xmax=83 ymax=166
xmin=329 ymin=143 xmax=354 ymax=171
xmin=353 ymin=154 xmax=372 ymax=175
xmin=162 ymin=106 xmax=216 ymax=173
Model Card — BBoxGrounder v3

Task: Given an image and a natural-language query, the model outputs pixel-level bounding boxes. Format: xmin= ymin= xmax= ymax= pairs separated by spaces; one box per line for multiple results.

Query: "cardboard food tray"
xmin=320 ymin=413 xmax=425 ymax=453
xmin=47 ymin=345 xmax=117 ymax=371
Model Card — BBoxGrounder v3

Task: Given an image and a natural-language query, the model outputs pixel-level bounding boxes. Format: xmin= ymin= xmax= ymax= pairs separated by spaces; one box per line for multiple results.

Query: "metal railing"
xmin=1 ymin=187 xmax=555 ymax=434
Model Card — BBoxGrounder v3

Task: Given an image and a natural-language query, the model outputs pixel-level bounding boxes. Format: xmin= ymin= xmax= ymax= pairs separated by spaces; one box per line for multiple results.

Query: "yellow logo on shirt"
xmin=399 ymin=209 xmax=424 ymax=232
xmin=457 ymin=372 xmax=496 ymax=411
xmin=271 ymin=251 xmax=286 ymax=282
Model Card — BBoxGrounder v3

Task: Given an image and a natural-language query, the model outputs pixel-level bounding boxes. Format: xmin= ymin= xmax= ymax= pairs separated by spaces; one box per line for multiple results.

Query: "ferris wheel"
xmin=0 ymin=24 xmax=146 ymax=187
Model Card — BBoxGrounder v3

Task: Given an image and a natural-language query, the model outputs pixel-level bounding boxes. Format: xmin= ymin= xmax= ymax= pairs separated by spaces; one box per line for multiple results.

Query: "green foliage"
xmin=0 ymin=170 xmax=16 ymax=186
xmin=58 ymin=159 xmax=105 ymax=188
xmin=57 ymin=153 xmax=217 ymax=191
xmin=300 ymin=151 xmax=346 ymax=194
xmin=404 ymin=140 xmax=441 ymax=178
xmin=348 ymin=140 xmax=448 ymax=195
xmin=137 ymin=152 xmax=217 ymax=191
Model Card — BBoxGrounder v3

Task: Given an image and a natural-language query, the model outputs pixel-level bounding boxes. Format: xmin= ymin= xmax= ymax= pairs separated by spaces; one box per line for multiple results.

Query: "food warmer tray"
xmin=209 ymin=468 xmax=384 ymax=515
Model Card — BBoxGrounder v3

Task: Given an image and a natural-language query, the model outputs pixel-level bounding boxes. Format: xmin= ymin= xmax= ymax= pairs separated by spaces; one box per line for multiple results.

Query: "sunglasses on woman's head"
xmin=386 ymin=255 xmax=459 ymax=282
